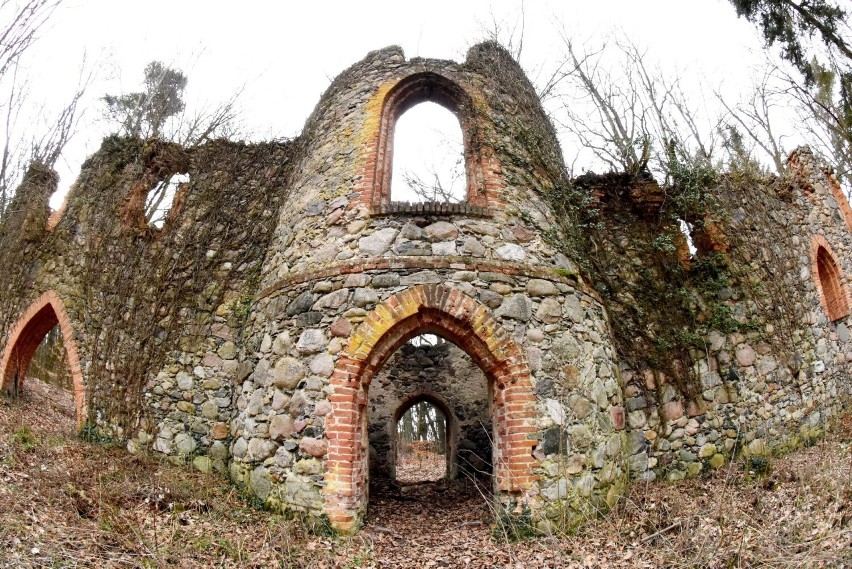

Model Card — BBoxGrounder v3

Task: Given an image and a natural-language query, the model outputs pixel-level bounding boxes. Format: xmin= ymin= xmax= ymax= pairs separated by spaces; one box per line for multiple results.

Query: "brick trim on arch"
xmin=0 ymin=290 xmax=86 ymax=428
xmin=811 ymin=235 xmax=851 ymax=321
xmin=825 ymin=171 xmax=852 ymax=233
xmin=324 ymin=284 xmax=537 ymax=531
xmin=351 ymin=72 xmax=504 ymax=213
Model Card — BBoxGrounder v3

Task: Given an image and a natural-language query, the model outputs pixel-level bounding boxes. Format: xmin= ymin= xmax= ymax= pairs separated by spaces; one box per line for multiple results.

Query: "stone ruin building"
xmin=1 ymin=42 xmax=850 ymax=533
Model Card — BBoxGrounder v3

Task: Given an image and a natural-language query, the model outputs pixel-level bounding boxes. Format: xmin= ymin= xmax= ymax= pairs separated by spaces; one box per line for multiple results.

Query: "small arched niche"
xmin=19 ymin=325 xmax=77 ymax=430
xmin=814 ymin=241 xmax=850 ymax=321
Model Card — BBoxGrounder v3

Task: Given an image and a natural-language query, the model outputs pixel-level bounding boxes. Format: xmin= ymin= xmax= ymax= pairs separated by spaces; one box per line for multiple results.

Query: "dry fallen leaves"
xmin=0 ymin=379 xmax=850 ymax=568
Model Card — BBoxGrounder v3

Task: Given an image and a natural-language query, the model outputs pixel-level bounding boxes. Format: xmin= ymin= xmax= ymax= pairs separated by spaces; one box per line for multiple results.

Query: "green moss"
xmin=492 ymin=504 xmax=537 ymax=542
xmin=554 ymin=268 xmax=579 ymax=279
xmin=78 ymin=423 xmax=115 ymax=445
xmin=9 ymin=427 xmax=38 ymax=450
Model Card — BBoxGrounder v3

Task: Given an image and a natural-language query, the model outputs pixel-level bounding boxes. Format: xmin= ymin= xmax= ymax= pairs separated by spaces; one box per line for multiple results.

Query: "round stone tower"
xmin=231 ymin=43 xmax=626 ymax=532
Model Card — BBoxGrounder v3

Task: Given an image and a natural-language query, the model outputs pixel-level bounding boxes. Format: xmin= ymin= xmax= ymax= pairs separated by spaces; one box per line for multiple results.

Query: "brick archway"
xmin=324 ymin=284 xmax=537 ymax=532
xmin=0 ymin=290 xmax=86 ymax=428
xmin=811 ymin=235 xmax=850 ymax=321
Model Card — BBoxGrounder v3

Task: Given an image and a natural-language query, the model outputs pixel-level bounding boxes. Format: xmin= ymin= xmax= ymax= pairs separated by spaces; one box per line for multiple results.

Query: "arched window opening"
xmin=816 ymin=245 xmax=849 ymax=321
xmin=395 ymin=400 xmax=448 ymax=483
xmin=145 ymin=172 xmax=189 ymax=229
xmin=679 ymin=219 xmax=697 ymax=256
xmin=390 ymin=102 xmax=466 ymax=204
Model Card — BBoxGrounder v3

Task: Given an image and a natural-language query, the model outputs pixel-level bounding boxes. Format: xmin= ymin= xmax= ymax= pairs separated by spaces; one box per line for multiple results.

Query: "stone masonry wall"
xmin=0 ymin=138 xmax=296 ymax=453
xmin=591 ymin=149 xmax=852 ymax=484
xmin=229 ymin=43 xmax=626 ymax=532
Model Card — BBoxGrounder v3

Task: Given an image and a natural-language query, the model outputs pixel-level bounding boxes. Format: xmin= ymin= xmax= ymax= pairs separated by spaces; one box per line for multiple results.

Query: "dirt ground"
xmin=1 ymin=381 xmax=850 ymax=568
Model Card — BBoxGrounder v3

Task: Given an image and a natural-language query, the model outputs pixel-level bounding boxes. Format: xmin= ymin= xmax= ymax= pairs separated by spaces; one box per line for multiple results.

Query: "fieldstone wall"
xmin=588 ymin=149 xmax=852 ymax=484
xmin=0 ymin=138 xmax=296 ymax=450
xmin=0 ymin=42 xmax=848 ymax=537
xmin=228 ymin=43 xmax=626 ymax=532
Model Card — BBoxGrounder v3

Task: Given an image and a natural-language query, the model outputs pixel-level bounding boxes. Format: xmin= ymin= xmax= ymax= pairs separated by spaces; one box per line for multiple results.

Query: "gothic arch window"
xmin=812 ymin=236 xmax=850 ymax=321
xmin=391 ymin=102 xmax=466 ymax=204
xmin=370 ymin=72 xmax=490 ymax=215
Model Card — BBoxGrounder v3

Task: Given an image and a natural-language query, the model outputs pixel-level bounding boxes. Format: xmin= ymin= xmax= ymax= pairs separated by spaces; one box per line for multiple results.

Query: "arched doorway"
xmin=0 ymin=291 xmax=86 ymax=429
xmin=392 ymin=394 xmax=452 ymax=484
xmin=325 ymin=284 xmax=538 ymax=532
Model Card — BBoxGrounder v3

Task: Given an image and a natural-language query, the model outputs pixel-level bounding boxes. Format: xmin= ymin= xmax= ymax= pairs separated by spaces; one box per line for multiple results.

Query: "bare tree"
xmin=103 ymin=60 xmax=243 ymax=147
xmin=0 ymin=0 xmax=59 ymax=79
xmin=103 ymin=61 xmax=187 ymax=140
xmin=30 ymin=63 xmax=91 ymax=168
xmin=553 ymin=35 xmax=651 ymax=175
xmin=102 ymin=60 xmax=244 ymax=226
xmin=780 ymin=61 xmax=852 ymax=194
xmin=0 ymin=0 xmax=91 ymax=219
xmin=549 ymin=33 xmax=722 ymax=179
xmin=717 ymin=66 xmax=789 ymax=175
xmin=401 ymin=165 xmax=465 ymax=204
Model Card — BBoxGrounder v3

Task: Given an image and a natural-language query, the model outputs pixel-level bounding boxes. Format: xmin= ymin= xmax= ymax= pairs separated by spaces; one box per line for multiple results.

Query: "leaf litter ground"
xmin=1 ymin=379 xmax=850 ymax=568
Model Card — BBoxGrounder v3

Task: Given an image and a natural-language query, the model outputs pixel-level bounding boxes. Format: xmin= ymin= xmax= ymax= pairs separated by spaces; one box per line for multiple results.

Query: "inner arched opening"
xmin=395 ymin=399 xmax=448 ymax=483
xmin=21 ymin=325 xmax=76 ymax=430
xmin=367 ymin=332 xmax=492 ymax=493
xmin=364 ymin=330 xmax=494 ymax=528
xmin=1 ymin=296 xmax=86 ymax=430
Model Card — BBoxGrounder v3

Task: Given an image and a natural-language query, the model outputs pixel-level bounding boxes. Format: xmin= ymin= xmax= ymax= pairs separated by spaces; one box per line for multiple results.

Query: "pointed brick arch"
xmin=811 ymin=235 xmax=850 ymax=321
xmin=825 ymin=172 xmax=852 ymax=233
xmin=324 ymin=284 xmax=537 ymax=532
xmin=352 ymin=71 xmax=503 ymax=215
xmin=1 ymin=290 xmax=86 ymax=428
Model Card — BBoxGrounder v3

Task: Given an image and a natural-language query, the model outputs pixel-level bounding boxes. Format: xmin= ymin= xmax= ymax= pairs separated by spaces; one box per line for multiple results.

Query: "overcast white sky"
xmin=13 ymin=0 xmax=777 ymax=207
